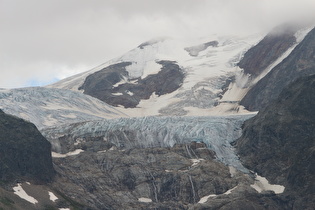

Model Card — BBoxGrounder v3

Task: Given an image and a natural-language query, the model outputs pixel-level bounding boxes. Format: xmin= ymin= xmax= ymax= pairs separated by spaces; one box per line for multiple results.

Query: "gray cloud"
xmin=1 ymin=0 xmax=315 ymax=88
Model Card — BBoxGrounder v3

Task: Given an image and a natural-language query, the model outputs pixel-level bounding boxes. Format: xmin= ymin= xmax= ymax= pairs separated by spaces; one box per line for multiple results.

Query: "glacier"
xmin=42 ymin=114 xmax=255 ymax=172
xmin=0 ymin=87 xmax=126 ymax=129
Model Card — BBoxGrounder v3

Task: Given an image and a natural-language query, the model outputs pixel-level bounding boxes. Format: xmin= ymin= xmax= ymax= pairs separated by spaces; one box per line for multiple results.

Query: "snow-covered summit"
xmin=49 ymin=34 xmax=264 ymax=117
xmin=47 ymin=25 xmax=314 ymax=118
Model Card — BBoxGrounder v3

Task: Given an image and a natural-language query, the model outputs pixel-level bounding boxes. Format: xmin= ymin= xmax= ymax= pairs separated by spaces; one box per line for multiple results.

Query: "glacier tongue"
xmin=0 ymin=87 xmax=126 ymax=129
xmin=42 ymin=114 xmax=255 ymax=172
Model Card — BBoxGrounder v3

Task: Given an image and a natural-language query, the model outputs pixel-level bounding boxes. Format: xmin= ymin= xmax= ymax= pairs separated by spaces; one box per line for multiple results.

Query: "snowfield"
xmin=47 ymin=27 xmax=313 ymax=118
xmin=49 ymin=34 xmax=264 ymax=117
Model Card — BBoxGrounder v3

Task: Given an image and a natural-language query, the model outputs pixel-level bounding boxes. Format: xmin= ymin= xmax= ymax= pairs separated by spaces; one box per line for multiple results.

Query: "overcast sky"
xmin=1 ymin=0 xmax=315 ymax=88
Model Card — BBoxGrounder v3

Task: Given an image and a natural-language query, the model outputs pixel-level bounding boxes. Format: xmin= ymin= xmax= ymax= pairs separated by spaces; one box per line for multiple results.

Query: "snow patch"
xmin=138 ymin=197 xmax=152 ymax=203
xmin=223 ymin=186 xmax=238 ymax=195
xmin=198 ymin=186 xmax=237 ymax=203
xmin=112 ymin=78 xmax=127 ymax=87
xmin=52 ymin=149 xmax=84 ymax=158
xmin=116 ymin=91 xmax=180 ymax=117
xmin=13 ymin=183 xmax=38 ymax=204
xmin=112 ymin=92 xmax=123 ymax=96
xmin=48 ymin=191 xmax=58 ymax=202
xmin=251 ymin=174 xmax=285 ymax=194
xmin=122 ymin=38 xmax=189 ymax=79
xmin=191 ymin=159 xmax=204 ymax=167
xmin=198 ymin=194 xmax=217 ymax=203
xmin=126 ymin=90 xmax=134 ymax=96
xmin=141 ymin=60 xmax=162 ymax=79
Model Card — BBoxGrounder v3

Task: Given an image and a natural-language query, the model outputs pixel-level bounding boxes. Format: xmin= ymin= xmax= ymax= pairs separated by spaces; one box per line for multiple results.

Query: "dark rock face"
xmin=79 ymin=62 xmax=131 ymax=104
xmin=0 ymin=110 xmax=54 ymax=183
xmin=48 ymin=135 xmax=300 ymax=210
xmin=236 ymin=75 xmax=315 ymax=209
xmin=52 ymin=142 xmax=218 ymax=209
xmin=238 ymin=25 xmax=297 ymax=78
xmin=52 ymin=141 xmax=286 ymax=210
xmin=241 ymin=27 xmax=315 ymax=111
xmin=79 ymin=60 xmax=185 ymax=108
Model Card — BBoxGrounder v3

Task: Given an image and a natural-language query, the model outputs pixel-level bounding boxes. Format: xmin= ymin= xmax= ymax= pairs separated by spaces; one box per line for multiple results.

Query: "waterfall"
xmin=188 ymin=175 xmax=196 ymax=203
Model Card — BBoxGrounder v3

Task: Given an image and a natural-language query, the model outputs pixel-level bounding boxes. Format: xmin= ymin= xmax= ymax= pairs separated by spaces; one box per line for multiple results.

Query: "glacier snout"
xmin=42 ymin=115 xmax=255 ymax=172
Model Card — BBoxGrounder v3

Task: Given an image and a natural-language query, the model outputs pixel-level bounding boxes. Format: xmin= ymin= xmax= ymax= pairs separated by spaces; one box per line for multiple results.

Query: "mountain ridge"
xmin=241 ymin=26 xmax=315 ymax=111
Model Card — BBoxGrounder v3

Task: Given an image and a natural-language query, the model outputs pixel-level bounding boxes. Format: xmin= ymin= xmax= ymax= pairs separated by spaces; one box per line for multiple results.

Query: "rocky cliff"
xmin=238 ymin=24 xmax=297 ymax=78
xmin=51 ymin=141 xmax=286 ymax=210
xmin=236 ymin=74 xmax=315 ymax=209
xmin=0 ymin=110 xmax=54 ymax=183
xmin=241 ymin=27 xmax=315 ymax=111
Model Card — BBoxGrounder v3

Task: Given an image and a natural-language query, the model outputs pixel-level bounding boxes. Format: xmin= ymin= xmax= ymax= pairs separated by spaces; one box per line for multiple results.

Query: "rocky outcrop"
xmin=241 ymin=27 xmax=315 ymax=111
xmin=236 ymin=74 xmax=315 ymax=209
xmin=79 ymin=60 xmax=185 ymax=108
xmin=44 ymin=114 xmax=295 ymax=209
xmin=0 ymin=110 xmax=54 ymax=183
xmin=52 ymin=141 xmax=286 ymax=209
xmin=238 ymin=25 xmax=297 ymax=78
